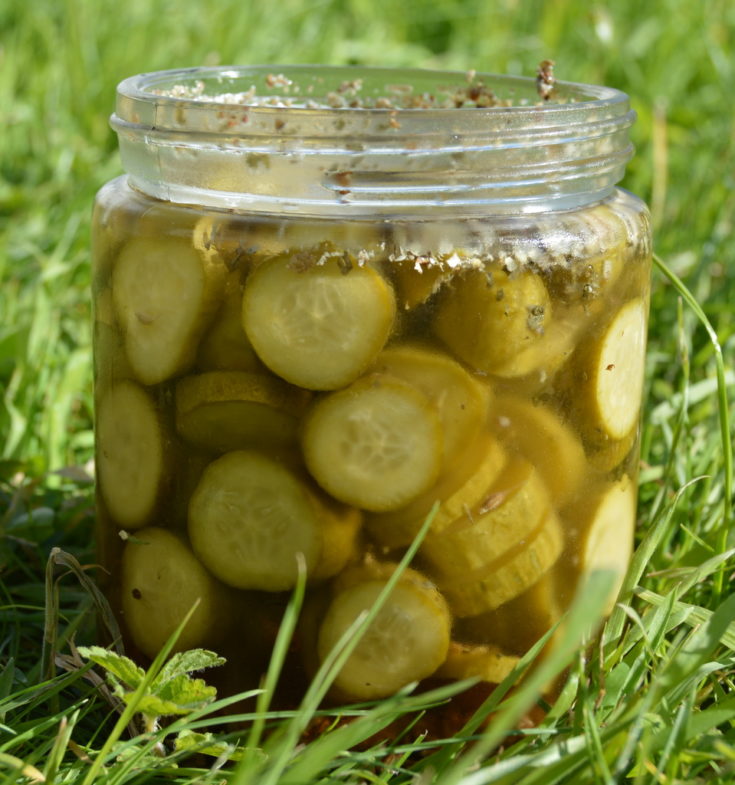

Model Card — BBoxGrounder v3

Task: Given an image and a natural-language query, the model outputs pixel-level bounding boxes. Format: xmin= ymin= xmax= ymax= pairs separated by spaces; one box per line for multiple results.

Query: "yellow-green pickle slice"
xmin=492 ymin=396 xmax=586 ymax=507
xmin=121 ymin=527 xmax=232 ymax=659
xmin=366 ymin=434 xmax=507 ymax=549
xmin=435 ymin=641 xmax=520 ymax=684
xmin=368 ymin=342 xmax=493 ymax=470
xmin=302 ymin=375 xmax=443 ymax=512
xmin=433 ymin=267 xmax=551 ymax=374
xmin=437 ymin=511 xmax=564 ymax=617
xmin=188 ymin=450 xmax=347 ymax=591
xmin=175 ymin=370 xmax=310 ymax=453
xmin=112 ymin=235 xmax=224 ymax=385
xmin=242 ymin=253 xmax=396 ymax=390
xmin=571 ymin=475 xmax=637 ymax=614
xmin=196 ymin=274 xmax=262 ymax=372
xmin=96 ymin=381 xmax=167 ymax=530
xmin=317 ymin=564 xmax=451 ymax=700
xmin=576 ymin=297 xmax=648 ymax=441
xmin=419 ymin=457 xmax=552 ymax=577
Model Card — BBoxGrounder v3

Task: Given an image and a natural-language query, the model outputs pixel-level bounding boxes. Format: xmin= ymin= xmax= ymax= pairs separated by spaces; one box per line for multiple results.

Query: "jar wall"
xmin=93 ymin=173 xmax=651 ymax=712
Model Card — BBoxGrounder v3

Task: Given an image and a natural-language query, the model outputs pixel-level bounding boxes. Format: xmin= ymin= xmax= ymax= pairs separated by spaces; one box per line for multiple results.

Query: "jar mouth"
xmin=112 ymin=65 xmax=635 ymax=216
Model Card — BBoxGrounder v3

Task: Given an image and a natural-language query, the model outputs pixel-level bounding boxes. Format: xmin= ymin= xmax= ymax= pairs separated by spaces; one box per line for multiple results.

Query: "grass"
xmin=1 ymin=0 xmax=734 ymax=782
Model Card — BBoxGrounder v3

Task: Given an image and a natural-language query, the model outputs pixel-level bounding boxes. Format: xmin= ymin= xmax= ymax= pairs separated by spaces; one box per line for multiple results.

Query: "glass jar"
xmin=92 ymin=65 xmax=651 ymax=720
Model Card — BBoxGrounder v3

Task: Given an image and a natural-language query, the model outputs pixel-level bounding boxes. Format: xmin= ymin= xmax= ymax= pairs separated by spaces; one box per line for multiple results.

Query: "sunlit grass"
xmin=1 ymin=0 xmax=734 ymax=782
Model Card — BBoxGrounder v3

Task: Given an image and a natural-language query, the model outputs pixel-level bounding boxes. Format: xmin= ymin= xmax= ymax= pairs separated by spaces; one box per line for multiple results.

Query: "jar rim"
xmin=115 ymin=64 xmax=629 ymax=123
xmin=111 ymin=64 xmax=635 ymax=216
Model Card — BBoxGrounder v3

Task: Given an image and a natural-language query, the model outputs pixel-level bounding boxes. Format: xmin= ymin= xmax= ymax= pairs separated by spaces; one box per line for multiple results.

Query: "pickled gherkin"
xmin=94 ymin=167 xmax=650 ymax=717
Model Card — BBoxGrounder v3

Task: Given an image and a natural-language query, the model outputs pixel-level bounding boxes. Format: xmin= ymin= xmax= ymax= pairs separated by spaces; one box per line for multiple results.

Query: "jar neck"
xmin=111 ymin=65 xmax=636 ymax=218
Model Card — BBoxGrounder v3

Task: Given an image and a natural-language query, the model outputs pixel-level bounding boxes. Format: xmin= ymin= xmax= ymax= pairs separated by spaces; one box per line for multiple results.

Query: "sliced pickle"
xmin=317 ymin=564 xmax=451 ymax=700
xmin=175 ymin=371 xmax=311 ymax=453
xmin=302 ymin=375 xmax=443 ymax=512
xmin=435 ymin=641 xmax=520 ymax=684
xmin=575 ymin=298 xmax=648 ymax=442
xmin=121 ymin=527 xmax=232 ymax=659
xmin=366 ymin=434 xmax=507 ymax=550
xmin=492 ymin=396 xmax=586 ymax=507
xmin=391 ymin=257 xmax=456 ymax=310
xmin=113 ymin=235 xmax=224 ymax=385
xmin=369 ymin=342 xmax=493 ymax=470
xmin=490 ymin=308 xmax=579 ymax=381
xmin=197 ymin=275 xmax=262 ymax=372
xmin=309 ymin=499 xmax=363 ymax=582
xmin=458 ymin=573 xmax=562 ymax=654
xmin=188 ymin=450 xmax=325 ymax=591
xmin=242 ymin=253 xmax=396 ymax=390
xmin=437 ymin=511 xmax=564 ymax=617
xmin=420 ymin=458 xmax=552 ymax=577
xmin=570 ymin=475 xmax=637 ymax=614
xmin=96 ymin=381 xmax=167 ymax=530
xmin=434 ymin=267 xmax=551 ymax=375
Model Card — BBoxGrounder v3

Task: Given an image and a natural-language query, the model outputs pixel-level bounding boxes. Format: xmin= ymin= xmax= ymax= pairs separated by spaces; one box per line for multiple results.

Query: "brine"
xmin=93 ymin=175 xmax=651 ymax=710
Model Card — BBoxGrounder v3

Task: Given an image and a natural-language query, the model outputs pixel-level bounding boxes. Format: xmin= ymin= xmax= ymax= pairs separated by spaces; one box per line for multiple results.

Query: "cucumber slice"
xmin=302 ymin=375 xmax=443 ymax=512
xmin=369 ymin=343 xmax=493 ymax=470
xmin=310 ymin=501 xmax=363 ymax=582
xmin=96 ymin=381 xmax=167 ymax=530
xmin=575 ymin=476 xmax=636 ymax=614
xmin=458 ymin=573 xmax=562 ymax=654
xmin=197 ymin=275 xmax=262 ymax=372
xmin=490 ymin=309 xmax=579 ymax=381
xmin=578 ymin=298 xmax=648 ymax=441
xmin=391 ymin=257 xmax=455 ymax=310
xmin=493 ymin=397 xmax=586 ymax=507
xmin=420 ymin=458 xmax=552 ymax=577
xmin=366 ymin=434 xmax=507 ymax=549
xmin=434 ymin=267 xmax=551 ymax=374
xmin=587 ymin=427 xmax=637 ymax=475
xmin=113 ymin=235 xmax=224 ymax=385
xmin=121 ymin=527 xmax=232 ymax=659
xmin=243 ymin=253 xmax=396 ymax=390
xmin=318 ymin=566 xmax=451 ymax=700
xmin=435 ymin=641 xmax=520 ymax=684
xmin=175 ymin=371 xmax=311 ymax=453
xmin=437 ymin=511 xmax=564 ymax=617
xmin=188 ymin=450 xmax=324 ymax=591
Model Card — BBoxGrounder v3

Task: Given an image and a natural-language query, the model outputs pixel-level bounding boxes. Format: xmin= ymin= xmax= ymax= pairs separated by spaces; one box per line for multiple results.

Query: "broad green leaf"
xmin=174 ymin=729 xmax=248 ymax=762
xmin=154 ymin=674 xmax=218 ymax=707
xmin=155 ymin=649 xmax=226 ymax=686
xmin=125 ymin=693 xmax=198 ymax=718
xmin=76 ymin=646 xmax=145 ymax=690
